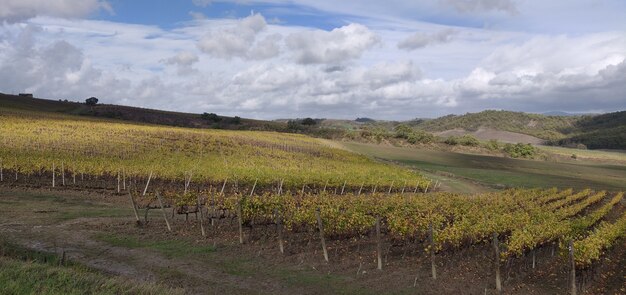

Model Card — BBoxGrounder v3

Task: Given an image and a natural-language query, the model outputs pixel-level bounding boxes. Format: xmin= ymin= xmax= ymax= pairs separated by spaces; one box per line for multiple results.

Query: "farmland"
xmin=1 ymin=105 xmax=625 ymax=294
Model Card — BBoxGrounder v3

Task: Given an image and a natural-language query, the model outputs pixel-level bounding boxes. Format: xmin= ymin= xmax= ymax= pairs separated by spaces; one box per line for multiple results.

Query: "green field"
xmin=343 ymin=142 xmax=626 ymax=191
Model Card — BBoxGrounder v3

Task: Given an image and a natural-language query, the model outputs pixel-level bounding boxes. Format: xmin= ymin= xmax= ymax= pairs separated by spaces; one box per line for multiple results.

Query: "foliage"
xmin=503 ymin=143 xmax=537 ymax=158
xmin=201 ymin=112 xmax=222 ymax=122
xmin=85 ymin=97 xmax=98 ymax=106
xmin=0 ymin=108 xmax=426 ymax=188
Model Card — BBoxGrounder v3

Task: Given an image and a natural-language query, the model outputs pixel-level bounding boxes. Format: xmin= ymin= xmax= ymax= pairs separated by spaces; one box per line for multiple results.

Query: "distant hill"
xmin=0 ymin=93 xmax=288 ymax=132
xmin=413 ymin=110 xmax=579 ymax=141
xmin=412 ymin=110 xmax=626 ymax=149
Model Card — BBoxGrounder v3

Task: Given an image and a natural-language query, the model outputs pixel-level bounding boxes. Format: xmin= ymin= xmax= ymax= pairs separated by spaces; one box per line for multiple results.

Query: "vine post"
xmin=156 ymin=192 xmax=172 ymax=232
xmin=569 ymin=240 xmax=576 ymax=295
xmin=376 ymin=216 xmax=382 ymax=270
xmin=429 ymin=222 xmax=437 ymax=279
xmin=315 ymin=208 xmax=329 ymax=262
xmin=493 ymin=232 xmax=501 ymax=293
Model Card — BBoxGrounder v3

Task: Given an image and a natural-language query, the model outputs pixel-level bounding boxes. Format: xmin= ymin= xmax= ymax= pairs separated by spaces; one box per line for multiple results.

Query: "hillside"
xmin=0 ymin=93 xmax=287 ymax=132
xmin=413 ymin=110 xmax=579 ymax=141
xmin=412 ymin=110 xmax=626 ymax=149
xmin=0 ymin=106 xmax=426 ymax=189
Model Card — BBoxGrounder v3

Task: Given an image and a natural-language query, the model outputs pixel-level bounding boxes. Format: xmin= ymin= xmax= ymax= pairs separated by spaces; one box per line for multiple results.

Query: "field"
xmin=343 ymin=142 xmax=626 ymax=192
xmin=0 ymin=107 xmax=428 ymax=191
xmin=1 ymin=104 xmax=625 ymax=294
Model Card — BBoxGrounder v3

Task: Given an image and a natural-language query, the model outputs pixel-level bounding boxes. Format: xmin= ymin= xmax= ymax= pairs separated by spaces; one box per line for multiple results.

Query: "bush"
xmin=201 ymin=112 xmax=221 ymax=122
xmin=485 ymin=139 xmax=500 ymax=150
xmin=504 ymin=143 xmax=536 ymax=158
xmin=301 ymin=118 xmax=317 ymax=126
xmin=444 ymin=136 xmax=459 ymax=145
xmin=85 ymin=97 xmax=98 ymax=106
xmin=458 ymin=134 xmax=480 ymax=146
xmin=407 ymin=130 xmax=435 ymax=144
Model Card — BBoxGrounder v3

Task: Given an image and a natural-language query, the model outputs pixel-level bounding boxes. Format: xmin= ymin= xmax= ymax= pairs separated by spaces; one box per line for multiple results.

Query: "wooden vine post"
xmin=61 ymin=162 xmax=65 ymax=186
xmin=569 ymin=240 xmax=576 ymax=295
xmin=340 ymin=181 xmax=346 ymax=195
xmin=315 ymin=208 xmax=329 ymax=262
xmin=237 ymin=197 xmax=244 ymax=244
xmin=429 ymin=222 xmax=437 ymax=279
xmin=52 ymin=163 xmax=55 ymax=188
xmin=414 ymin=180 xmax=419 ymax=194
xmin=0 ymin=158 xmax=3 ymax=182
xmin=274 ymin=209 xmax=284 ymax=254
xmin=493 ymin=232 xmax=502 ymax=293
xmin=376 ymin=216 xmax=383 ymax=270
xmin=128 ymin=190 xmax=141 ymax=225
xmin=156 ymin=192 xmax=172 ymax=232
xmin=401 ymin=180 xmax=406 ymax=194
xmin=197 ymin=194 xmax=205 ymax=237
xmin=117 ymin=170 xmax=120 ymax=193
xmin=142 ymin=172 xmax=153 ymax=196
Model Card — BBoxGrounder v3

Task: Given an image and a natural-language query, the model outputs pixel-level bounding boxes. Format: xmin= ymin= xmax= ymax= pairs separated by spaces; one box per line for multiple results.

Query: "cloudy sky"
xmin=0 ymin=0 xmax=624 ymax=119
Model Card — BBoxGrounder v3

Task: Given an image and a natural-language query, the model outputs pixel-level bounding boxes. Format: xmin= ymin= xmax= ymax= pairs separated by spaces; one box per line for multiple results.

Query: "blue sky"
xmin=0 ymin=0 xmax=625 ymax=119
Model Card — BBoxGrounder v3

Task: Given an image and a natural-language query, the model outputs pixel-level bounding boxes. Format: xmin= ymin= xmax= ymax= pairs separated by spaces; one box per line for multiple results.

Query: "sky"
xmin=0 ymin=0 xmax=625 ymax=119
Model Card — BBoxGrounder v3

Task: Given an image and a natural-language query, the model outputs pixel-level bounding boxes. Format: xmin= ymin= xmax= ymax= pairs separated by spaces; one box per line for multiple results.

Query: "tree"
xmin=85 ymin=97 xmax=98 ymax=106
xmin=301 ymin=118 xmax=317 ymax=126
xmin=201 ymin=112 xmax=222 ymax=122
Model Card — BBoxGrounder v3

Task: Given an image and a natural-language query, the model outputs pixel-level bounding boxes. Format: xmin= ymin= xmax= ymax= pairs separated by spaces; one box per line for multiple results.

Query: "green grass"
xmin=540 ymin=145 xmax=626 ymax=163
xmin=0 ymin=239 xmax=180 ymax=295
xmin=95 ymin=233 xmax=216 ymax=258
xmin=343 ymin=142 xmax=626 ymax=191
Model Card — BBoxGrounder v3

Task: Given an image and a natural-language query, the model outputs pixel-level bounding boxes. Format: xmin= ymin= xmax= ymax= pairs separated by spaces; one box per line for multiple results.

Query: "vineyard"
xmin=0 ymin=108 xmax=429 ymax=191
xmin=1 ymin=106 xmax=625 ymax=294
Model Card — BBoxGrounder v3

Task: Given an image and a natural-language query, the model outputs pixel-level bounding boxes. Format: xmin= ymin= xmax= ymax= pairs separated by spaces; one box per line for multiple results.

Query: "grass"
xmin=540 ymin=145 xmax=626 ymax=163
xmin=95 ymin=233 xmax=216 ymax=258
xmin=0 ymin=239 xmax=181 ymax=295
xmin=343 ymin=142 xmax=626 ymax=191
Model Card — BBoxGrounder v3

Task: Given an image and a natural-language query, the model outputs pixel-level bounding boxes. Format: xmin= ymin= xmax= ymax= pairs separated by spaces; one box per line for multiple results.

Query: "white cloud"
xmin=286 ymin=23 xmax=381 ymax=64
xmin=441 ymin=0 xmax=518 ymax=15
xmin=188 ymin=11 xmax=207 ymax=20
xmin=398 ymin=29 xmax=458 ymax=51
xmin=0 ymin=0 xmax=112 ymax=23
xmin=197 ymin=13 xmax=279 ymax=60
xmin=162 ymin=51 xmax=199 ymax=75
xmin=192 ymin=0 xmax=212 ymax=7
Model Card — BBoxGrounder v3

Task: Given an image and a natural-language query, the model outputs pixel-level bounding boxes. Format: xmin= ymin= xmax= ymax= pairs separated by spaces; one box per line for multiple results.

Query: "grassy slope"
xmin=0 ymin=104 xmax=424 ymax=188
xmin=343 ymin=142 xmax=626 ymax=191
xmin=0 ymin=239 xmax=179 ymax=295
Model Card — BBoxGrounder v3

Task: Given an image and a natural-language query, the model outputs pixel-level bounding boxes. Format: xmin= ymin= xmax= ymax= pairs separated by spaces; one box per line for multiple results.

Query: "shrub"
xmin=504 ymin=143 xmax=536 ymax=158
xmin=85 ymin=97 xmax=98 ymax=106
xmin=459 ymin=134 xmax=480 ymax=146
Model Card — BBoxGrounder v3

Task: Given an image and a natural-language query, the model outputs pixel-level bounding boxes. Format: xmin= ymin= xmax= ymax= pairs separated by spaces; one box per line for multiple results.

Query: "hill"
xmin=0 ymin=105 xmax=427 ymax=190
xmin=411 ymin=110 xmax=626 ymax=149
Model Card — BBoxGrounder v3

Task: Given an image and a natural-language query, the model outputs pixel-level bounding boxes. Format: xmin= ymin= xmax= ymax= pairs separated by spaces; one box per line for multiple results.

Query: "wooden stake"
xmin=278 ymin=179 xmax=284 ymax=195
xmin=388 ymin=181 xmax=394 ymax=194
xmin=156 ymin=192 xmax=172 ymax=232
xmin=401 ymin=180 xmax=406 ymax=194
xmin=301 ymin=184 xmax=306 ymax=196
xmin=61 ymin=162 xmax=65 ymax=186
xmin=340 ymin=181 xmax=346 ymax=195
xmin=142 ymin=172 xmax=153 ymax=196
xmin=249 ymin=178 xmax=258 ymax=197
xmin=237 ymin=198 xmax=244 ymax=244
xmin=414 ymin=180 xmax=419 ymax=193
xmin=52 ymin=163 xmax=55 ymax=188
xmin=0 ymin=158 xmax=3 ymax=182
xmin=117 ymin=170 xmax=120 ymax=193
xmin=275 ymin=209 xmax=284 ymax=254
xmin=315 ymin=208 xmax=329 ymax=262
xmin=358 ymin=182 xmax=364 ymax=195
xmin=569 ymin=240 xmax=576 ymax=295
xmin=128 ymin=190 xmax=141 ymax=224
xmin=532 ymin=249 xmax=536 ymax=269
xmin=376 ymin=216 xmax=382 ymax=270
xmin=429 ymin=223 xmax=437 ymax=279
xmin=424 ymin=181 xmax=430 ymax=193
xmin=197 ymin=194 xmax=205 ymax=237
xmin=122 ymin=169 xmax=126 ymax=190
xmin=72 ymin=168 xmax=76 ymax=185
xmin=493 ymin=233 xmax=501 ymax=292
xmin=220 ymin=178 xmax=227 ymax=195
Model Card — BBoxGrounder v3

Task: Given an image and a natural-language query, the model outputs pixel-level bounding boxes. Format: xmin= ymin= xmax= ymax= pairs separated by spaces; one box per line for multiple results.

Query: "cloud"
xmin=188 ymin=11 xmax=207 ymax=20
xmin=192 ymin=0 xmax=212 ymax=7
xmin=398 ymin=29 xmax=458 ymax=51
xmin=286 ymin=23 xmax=380 ymax=64
xmin=162 ymin=51 xmax=199 ymax=75
xmin=0 ymin=0 xmax=113 ymax=23
xmin=197 ymin=13 xmax=279 ymax=60
xmin=441 ymin=0 xmax=518 ymax=15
